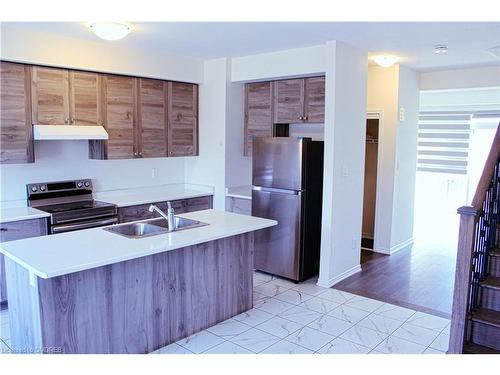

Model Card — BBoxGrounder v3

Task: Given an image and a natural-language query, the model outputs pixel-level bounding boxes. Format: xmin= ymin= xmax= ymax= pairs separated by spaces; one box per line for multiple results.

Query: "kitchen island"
xmin=0 ymin=210 xmax=276 ymax=354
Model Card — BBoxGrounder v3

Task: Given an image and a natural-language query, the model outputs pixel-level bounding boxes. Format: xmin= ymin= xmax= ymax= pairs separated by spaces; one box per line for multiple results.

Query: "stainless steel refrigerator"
xmin=252 ymin=137 xmax=324 ymax=282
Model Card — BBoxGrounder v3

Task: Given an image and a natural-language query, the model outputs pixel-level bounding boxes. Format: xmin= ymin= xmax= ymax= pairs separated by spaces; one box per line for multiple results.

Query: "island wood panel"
xmin=167 ymin=82 xmax=198 ymax=157
xmin=273 ymin=78 xmax=304 ymax=124
xmin=137 ymin=78 xmax=168 ymax=158
xmin=0 ymin=218 xmax=48 ymax=304
xmin=183 ymin=195 xmax=212 ymax=212
xmin=304 ymin=76 xmax=325 ymax=123
xmin=4 ymin=259 xmax=44 ymax=351
xmin=69 ymin=71 xmax=101 ymax=126
xmin=31 ymin=66 xmax=70 ymax=125
xmin=0 ymin=61 xmax=33 ymax=164
xmin=244 ymin=81 xmax=273 ymax=156
xmin=9 ymin=232 xmax=254 ymax=353
xmin=101 ymin=75 xmax=137 ymax=159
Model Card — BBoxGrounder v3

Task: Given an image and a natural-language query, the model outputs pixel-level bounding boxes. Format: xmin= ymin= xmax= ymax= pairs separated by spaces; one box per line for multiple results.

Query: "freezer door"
xmin=252 ymin=137 xmax=303 ymax=190
xmin=252 ymin=188 xmax=302 ymax=280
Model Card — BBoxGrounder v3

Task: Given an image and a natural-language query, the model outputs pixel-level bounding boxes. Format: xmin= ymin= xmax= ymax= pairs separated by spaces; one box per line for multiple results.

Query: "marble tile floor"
xmin=0 ymin=271 xmax=451 ymax=355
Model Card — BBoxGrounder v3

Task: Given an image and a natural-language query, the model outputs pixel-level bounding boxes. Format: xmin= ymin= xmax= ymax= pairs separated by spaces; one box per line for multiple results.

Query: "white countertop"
xmin=95 ymin=184 xmax=214 ymax=207
xmin=0 ymin=210 xmax=276 ymax=279
xmin=226 ymin=185 xmax=252 ymax=200
xmin=0 ymin=206 xmax=50 ymax=224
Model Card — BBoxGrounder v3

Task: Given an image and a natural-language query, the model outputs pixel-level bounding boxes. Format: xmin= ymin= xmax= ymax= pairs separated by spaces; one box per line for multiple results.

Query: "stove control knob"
xmin=40 ymin=185 xmax=46 ymax=192
xmin=31 ymin=186 xmax=38 ymax=192
xmin=77 ymin=181 xmax=83 ymax=188
xmin=84 ymin=181 xmax=90 ymax=187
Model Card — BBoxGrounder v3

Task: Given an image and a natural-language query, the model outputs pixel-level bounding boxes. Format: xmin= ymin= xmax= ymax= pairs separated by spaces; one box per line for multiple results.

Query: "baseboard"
xmin=390 ymin=238 xmax=414 ymax=254
xmin=317 ymin=264 xmax=362 ymax=288
xmin=374 ymin=238 xmax=413 ymax=255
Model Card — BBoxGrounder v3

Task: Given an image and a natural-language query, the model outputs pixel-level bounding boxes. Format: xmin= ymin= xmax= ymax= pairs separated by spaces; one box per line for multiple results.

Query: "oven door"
xmin=51 ymin=217 xmax=118 ymax=234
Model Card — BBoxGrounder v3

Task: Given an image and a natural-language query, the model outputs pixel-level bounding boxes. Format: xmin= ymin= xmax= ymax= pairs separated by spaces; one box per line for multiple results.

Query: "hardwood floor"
xmin=334 ymin=242 xmax=456 ymax=319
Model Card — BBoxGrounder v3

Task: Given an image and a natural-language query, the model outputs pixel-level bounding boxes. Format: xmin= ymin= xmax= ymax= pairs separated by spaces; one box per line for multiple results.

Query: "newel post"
xmin=448 ymin=205 xmax=477 ymax=353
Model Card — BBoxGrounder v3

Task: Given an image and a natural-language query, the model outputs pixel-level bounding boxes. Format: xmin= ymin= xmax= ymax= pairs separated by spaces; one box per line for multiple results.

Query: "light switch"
xmin=151 ymin=168 xmax=159 ymax=178
xmin=399 ymin=107 xmax=405 ymax=122
xmin=341 ymin=166 xmax=349 ymax=177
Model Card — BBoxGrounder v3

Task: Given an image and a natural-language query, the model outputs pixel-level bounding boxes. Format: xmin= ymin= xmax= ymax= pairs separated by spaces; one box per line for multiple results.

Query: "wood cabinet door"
xmin=31 ymin=66 xmax=70 ymax=125
xmin=167 ymin=82 xmax=198 ymax=157
xmin=69 ymin=71 xmax=101 ymax=125
xmin=0 ymin=62 xmax=34 ymax=164
xmin=273 ymin=79 xmax=304 ymax=124
xmin=137 ymin=78 xmax=168 ymax=158
xmin=102 ymin=75 xmax=136 ymax=159
xmin=304 ymin=76 xmax=325 ymax=123
xmin=244 ymin=82 xmax=273 ymax=156
xmin=184 ymin=196 xmax=212 ymax=212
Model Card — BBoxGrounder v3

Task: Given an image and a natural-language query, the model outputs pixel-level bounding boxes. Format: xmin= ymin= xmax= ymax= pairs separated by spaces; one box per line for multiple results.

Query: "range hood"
xmin=33 ymin=125 xmax=108 ymax=140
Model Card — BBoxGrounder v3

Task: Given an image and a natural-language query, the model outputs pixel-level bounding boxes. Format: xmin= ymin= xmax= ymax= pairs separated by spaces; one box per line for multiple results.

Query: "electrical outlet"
xmin=399 ymin=107 xmax=406 ymax=122
xmin=151 ymin=168 xmax=158 ymax=179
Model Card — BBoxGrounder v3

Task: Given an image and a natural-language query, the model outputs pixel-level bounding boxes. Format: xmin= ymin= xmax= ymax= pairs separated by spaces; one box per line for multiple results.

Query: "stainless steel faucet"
xmin=149 ymin=202 xmax=176 ymax=231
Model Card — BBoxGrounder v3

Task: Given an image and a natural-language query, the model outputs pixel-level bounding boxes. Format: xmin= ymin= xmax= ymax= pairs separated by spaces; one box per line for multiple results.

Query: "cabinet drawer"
xmin=0 ymin=218 xmax=48 ymax=242
xmin=227 ymin=197 xmax=251 ymax=216
xmin=184 ymin=196 xmax=212 ymax=212
xmin=1 ymin=218 xmax=47 ymax=304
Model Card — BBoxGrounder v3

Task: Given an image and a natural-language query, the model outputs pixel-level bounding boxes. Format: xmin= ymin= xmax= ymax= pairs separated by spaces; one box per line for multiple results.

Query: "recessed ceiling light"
xmin=372 ymin=55 xmax=399 ymax=68
xmin=434 ymin=44 xmax=448 ymax=54
xmin=89 ymin=22 xmax=131 ymax=41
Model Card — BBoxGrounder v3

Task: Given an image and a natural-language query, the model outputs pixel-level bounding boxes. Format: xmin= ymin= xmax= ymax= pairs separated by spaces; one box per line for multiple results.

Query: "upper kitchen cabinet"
xmin=273 ymin=79 xmax=305 ymax=124
xmin=0 ymin=61 xmax=34 ymax=164
xmin=244 ymin=81 xmax=273 ymax=156
xmin=69 ymin=71 xmax=101 ymax=125
xmin=99 ymin=74 xmax=137 ymax=159
xmin=273 ymin=76 xmax=325 ymax=124
xmin=303 ymin=77 xmax=325 ymax=124
xmin=167 ymin=82 xmax=198 ymax=157
xmin=137 ymin=78 xmax=168 ymax=158
xmin=31 ymin=67 xmax=102 ymax=126
xmin=303 ymin=76 xmax=325 ymax=123
xmin=31 ymin=66 xmax=70 ymax=125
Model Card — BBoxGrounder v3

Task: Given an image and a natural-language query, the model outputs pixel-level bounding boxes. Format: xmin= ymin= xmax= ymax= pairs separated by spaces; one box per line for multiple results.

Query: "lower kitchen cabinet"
xmin=0 ymin=217 xmax=48 ymax=304
xmin=117 ymin=195 xmax=213 ymax=223
xmin=226 ymin=197 xmax=252 ymax=216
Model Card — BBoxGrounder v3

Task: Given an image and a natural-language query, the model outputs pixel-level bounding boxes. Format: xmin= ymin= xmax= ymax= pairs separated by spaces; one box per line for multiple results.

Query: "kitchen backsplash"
xmin=0 ymin=140 xmax=187 ymax=202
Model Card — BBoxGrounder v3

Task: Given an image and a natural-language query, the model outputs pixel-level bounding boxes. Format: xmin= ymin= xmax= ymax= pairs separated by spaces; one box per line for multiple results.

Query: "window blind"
xmin=417 ymin=111 xmax=471 ymax=175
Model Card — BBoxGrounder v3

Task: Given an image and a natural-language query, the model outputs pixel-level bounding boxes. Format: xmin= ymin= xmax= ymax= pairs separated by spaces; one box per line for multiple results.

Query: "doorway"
xmin=361 ymin=117 xmax=380 ymax=251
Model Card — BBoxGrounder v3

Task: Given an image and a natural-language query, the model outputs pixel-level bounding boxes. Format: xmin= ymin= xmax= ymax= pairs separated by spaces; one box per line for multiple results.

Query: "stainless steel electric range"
xmin=27 ymin=179 xmax=118 ymax=234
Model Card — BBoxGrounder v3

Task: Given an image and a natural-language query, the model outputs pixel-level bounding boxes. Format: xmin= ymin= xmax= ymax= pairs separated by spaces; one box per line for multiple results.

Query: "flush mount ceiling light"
xmin=434 ymin=44 xmax=448 ymax=54
xmin=372 ymin=55 xmax=399 ymax=68
xmin=89 ymin=22 xmax=131 ymax=41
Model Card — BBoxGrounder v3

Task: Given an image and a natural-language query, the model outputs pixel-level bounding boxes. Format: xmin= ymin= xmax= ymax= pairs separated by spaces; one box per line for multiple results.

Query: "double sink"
xmin=104 ymin=216 xmax=208 ymax=239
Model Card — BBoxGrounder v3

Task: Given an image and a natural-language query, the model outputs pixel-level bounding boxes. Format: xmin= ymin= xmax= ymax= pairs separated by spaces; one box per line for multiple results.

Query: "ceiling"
xmin=4 ymin=22 xmax=500 ymax=71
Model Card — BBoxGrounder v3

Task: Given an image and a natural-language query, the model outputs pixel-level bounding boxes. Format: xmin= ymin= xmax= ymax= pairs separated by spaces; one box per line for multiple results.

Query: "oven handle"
xmin=51 ymin=217 xmax=118 ymax=234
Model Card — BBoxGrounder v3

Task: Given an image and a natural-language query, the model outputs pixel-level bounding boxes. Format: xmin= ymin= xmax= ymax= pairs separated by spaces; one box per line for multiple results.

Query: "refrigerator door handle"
xmin=252 ymin=186 xmax=302 ymax=195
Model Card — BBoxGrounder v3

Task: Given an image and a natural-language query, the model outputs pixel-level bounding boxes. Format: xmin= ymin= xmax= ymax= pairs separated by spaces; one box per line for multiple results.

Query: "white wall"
xmin=231 ymin=45 xmax=326 ymax=82
xmin=420 ymin=65 xmax=500 ymax=91
xmin=0 ymin=25 xmax=204 ymax=83
xmin=391 ymin=66 xmax=420 ymax=248
xmin=0 ymin=25 xmax=205 ymax=204
xmin=184 ymin=58 xmax=228 ymax=210
xmin=0 ymin=141 xmax=186 ymax=202
xmin=366 ymin=65 xmax=420 ymax=254
xmin=318 ymin=41 xmax=368 ymax=287
xmin=366 ymin=65 xmax=400 ymax=253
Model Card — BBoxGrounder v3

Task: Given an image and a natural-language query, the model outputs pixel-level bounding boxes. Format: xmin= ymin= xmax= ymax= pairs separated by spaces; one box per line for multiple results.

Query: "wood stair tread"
xmin=480 ymin=276 xmax=500 ymax=290
xmin=463 ymin=342 xmax=500 ymax=354
xmin=470 ymin=308 xmax=500 ymax=328
xmin=490 ymin=248 xmax=500 ymax=257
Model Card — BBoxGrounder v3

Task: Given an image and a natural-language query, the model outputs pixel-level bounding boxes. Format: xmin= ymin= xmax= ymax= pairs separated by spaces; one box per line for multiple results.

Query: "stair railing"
xmin=448 ymin=124 xmax=500 ymax=353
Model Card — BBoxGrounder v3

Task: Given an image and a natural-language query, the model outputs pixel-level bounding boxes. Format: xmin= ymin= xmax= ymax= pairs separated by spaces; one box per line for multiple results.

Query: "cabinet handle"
xmin=138 ymin=151 xmax=143 ymax=157
xmin=64 ymin=118 xmax=69 ymax=124
xmin=169 ymin=151 xmax=173 ymax=156
xmin=299 ymin=116 xmax=303 ymax=120
xmin=303 ymin=115 xmax=308 ymax=121
xmin=133 ymin=152 xmax=138 ymax=157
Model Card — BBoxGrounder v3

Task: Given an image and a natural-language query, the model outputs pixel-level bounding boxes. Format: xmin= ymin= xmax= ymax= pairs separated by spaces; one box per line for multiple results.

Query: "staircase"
xmin=448 ymin=125 xmax=500 ymax=354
